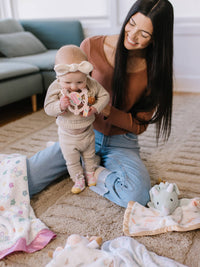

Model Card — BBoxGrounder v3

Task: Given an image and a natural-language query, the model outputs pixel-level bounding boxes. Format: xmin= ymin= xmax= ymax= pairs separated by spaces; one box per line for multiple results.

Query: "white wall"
xmin=170 ymin=0 xmax=200 ymax=92
xmin=83 ymin=0 xmax=200 ymax=93
xmin=16 ymin=0 xmax=200 ymax=93
xmin=170 ymin=0 xmax=200 ymax=18
xmin=17 ymin=0 xmax=108 ymax=19
xmin=173 ymin=17 xmax=200 ymax=92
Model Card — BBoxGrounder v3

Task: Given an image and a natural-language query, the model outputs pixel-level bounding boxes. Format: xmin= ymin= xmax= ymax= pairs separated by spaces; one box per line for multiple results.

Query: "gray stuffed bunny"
xmin=147 ymin=182 xmax=180 ymax=216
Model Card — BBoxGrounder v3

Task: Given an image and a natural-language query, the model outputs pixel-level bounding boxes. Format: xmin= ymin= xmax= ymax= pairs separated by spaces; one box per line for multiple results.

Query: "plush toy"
xmin=46 ymin=234 xmax=114 ymax=267
xmin=147 ymin=182 xmax=180 ymax=216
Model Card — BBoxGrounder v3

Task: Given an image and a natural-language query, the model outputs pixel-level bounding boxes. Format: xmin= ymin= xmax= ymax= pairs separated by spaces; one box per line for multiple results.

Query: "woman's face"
xmin=124 ymin=12 xmax=153 ymax=50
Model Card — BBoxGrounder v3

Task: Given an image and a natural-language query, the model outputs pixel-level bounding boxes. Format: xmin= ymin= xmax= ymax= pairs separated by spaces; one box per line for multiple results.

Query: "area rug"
xmin=0 ymin=93 xmax=200 ymax=267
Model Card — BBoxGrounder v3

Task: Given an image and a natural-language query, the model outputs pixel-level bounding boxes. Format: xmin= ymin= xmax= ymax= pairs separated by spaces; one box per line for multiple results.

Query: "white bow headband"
xmin=54 ymin=61 xmax=93 ymax=76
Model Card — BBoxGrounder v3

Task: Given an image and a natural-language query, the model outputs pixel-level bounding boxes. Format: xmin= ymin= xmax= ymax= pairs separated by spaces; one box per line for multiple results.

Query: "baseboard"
xmin=173 ymin=75 xmax=200 ymax=93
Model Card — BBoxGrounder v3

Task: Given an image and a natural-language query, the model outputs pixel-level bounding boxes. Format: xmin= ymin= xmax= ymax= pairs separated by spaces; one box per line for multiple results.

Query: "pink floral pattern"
xmin=0 ymin=154 xmax=56 ymax=259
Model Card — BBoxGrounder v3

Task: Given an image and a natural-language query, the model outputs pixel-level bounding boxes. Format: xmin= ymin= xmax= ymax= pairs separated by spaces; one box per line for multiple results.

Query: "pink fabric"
xmin=0 ymin=229 xmax=56 ymax=259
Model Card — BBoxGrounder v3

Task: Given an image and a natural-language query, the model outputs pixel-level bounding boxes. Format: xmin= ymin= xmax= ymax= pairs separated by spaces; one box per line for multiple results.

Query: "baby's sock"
xmin=89 ymin=167 xmax=112 ymax=196
xmin=71 ymin=174 xmax=85 ymax=194
xmin=85 ymin=171 xmax=96 ymax=187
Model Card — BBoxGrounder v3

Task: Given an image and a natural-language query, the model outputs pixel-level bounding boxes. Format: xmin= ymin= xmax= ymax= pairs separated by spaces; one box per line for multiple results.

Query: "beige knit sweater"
xmin=44 ymin=76 xmax=110 ymax=131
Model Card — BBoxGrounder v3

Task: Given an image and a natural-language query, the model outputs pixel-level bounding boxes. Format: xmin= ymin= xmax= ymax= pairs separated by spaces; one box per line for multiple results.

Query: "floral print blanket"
xmin=0 ymin=154 xmax=56 ymax=259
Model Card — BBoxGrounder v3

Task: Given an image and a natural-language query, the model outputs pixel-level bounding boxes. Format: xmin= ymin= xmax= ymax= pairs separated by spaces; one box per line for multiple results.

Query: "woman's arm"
xmin=103 ymin=105 xmax=155 ymax=135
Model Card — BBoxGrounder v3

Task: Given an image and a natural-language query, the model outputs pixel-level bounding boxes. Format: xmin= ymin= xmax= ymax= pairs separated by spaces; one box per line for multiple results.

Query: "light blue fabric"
xmin=20 ymin=19 xmax=84 ymax=49
xmin=27 ymin=130 xmax=151 ymax=208
xmin=0 ymin=62 xmax=39 ymax=80
xmin=93 ymin=130 xmax=151 ymax=208
xmin=27 ymin=143 xmax=67 ymax=197
xmin=0 ymin=73 xmax=43 ymax=107
xmin=0 ymin=50 xmax=57 ymax=71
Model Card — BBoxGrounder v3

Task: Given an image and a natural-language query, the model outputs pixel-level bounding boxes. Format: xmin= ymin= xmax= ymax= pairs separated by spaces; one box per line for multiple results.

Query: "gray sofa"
xmin=0 ymin=19 xmax=84 ymax=111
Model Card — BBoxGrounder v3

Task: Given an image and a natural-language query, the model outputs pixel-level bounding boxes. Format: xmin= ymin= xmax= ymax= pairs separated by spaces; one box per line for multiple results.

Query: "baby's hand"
xmin=60 ymin=96 xmax=70 ymax=111
xmin=87 ymin=106 xmax=97 ymax=117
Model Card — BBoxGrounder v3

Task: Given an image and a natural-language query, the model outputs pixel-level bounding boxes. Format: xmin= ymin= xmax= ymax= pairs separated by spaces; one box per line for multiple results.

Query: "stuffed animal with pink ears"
xmin=147 ymin=182 xmax=180 ymax=216
xmin=46 ymin=234 xmax=105 ymax=267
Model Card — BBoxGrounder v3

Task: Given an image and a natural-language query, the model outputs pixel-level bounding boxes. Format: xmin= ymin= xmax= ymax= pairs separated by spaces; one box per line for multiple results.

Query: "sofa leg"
xmin=31 ymin=94 xmax=37 ymax=112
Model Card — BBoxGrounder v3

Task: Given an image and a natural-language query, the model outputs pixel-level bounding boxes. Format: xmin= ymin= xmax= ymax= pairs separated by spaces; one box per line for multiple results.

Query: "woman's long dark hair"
xmin=112 ymin=0 xmax=174 ymax=141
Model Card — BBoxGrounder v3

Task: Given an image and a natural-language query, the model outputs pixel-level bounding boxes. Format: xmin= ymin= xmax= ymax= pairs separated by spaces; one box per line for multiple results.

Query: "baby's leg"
xmin=81 ymin=130 xmax=98 ymax=186
xmin=61 ymin=147 xmax=85 ymax=194
xmin=58 ymin=128 xmax=85 ymax=194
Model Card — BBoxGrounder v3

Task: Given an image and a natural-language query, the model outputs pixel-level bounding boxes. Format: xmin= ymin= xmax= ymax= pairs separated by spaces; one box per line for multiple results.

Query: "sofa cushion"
xmin=20 ymin=19 xmax=84 ymax=49
xmin=0 ymin=62 xmax=39 ymax=80
xmin=0 ymin=19 xmax=24 ymax=33
xmin=0 ymin=73 xmax=43 ymax=107
xmin=0 ymin=50 xmax=57 ymax=71
xmin=0 ymin=32 xmax=47 ymax=57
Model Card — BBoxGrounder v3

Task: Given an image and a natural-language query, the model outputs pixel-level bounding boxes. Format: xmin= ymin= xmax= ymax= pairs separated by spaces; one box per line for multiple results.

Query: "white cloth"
xmin=102 ymin=236 xmax=187 ymax=267
xmin=46 ymin=235 xmax=186 ymax=267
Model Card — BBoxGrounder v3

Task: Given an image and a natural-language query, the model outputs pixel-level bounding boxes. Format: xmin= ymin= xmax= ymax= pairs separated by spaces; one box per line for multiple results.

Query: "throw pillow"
xmin=0 ymin=31 xmax=47 ymax=57
xmin=0 ymin=19 xmax=24 ymax=34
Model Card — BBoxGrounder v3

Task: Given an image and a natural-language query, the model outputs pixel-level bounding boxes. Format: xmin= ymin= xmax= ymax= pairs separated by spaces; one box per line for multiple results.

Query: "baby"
xmin=44 ymin=45 xmax=109 ymax=194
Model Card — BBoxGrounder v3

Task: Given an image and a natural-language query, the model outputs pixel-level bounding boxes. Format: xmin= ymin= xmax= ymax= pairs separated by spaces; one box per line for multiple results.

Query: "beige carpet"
xmin=0 ymin=93 xmax=200 ymax=267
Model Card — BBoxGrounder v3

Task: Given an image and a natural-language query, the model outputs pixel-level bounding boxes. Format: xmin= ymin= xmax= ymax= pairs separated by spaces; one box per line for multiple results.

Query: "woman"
xmin=27 ymin=0 xmax=174 ymax=208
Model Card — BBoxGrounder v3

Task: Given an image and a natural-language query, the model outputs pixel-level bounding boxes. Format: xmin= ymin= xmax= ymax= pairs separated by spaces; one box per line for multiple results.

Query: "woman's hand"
xmin=87 ymin=106 xmax=97 ymax=117
xmin=60 ymin=96 xmax=70 ymax=111
xmin=101 ymin=104 xmax=111 ymax=118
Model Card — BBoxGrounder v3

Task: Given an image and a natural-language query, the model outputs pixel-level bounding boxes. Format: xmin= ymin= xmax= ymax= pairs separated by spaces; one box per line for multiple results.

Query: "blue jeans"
xmin=27 ymin=130 xmax=151 ymax=208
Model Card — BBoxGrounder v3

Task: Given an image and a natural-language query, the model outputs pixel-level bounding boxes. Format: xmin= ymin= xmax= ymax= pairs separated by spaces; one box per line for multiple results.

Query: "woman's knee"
xmin=104 ymin=170 xmax=150 ymax=208
xmin=27 ymin=142 xmax=67 ymax=196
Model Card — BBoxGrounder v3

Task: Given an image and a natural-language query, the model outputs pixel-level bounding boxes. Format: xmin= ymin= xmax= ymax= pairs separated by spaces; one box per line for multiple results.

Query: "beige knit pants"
xmin=58 ymin=125 xmax=96 ymax=181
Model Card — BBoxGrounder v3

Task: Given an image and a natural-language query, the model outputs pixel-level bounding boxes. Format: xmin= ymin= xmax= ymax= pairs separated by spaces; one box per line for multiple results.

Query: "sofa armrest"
xmin=19 ymin=19 xmax=84 ymax=49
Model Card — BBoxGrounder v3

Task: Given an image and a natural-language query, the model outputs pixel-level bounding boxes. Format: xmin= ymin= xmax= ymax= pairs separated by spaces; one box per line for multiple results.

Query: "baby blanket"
xmin=46 ymin=236 xmax=186 ymax=267
xmin=102 ymin=236 xmax=186 ymax=267
xmin=123 ymin=199 xmax=200 ymax=237
xmin=0 ymin=154 xmax=56 ymax=259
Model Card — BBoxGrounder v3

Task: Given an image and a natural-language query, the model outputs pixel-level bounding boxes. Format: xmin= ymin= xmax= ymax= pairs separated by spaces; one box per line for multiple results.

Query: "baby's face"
xmin=59 ymin=71 xmax=87 ymax=92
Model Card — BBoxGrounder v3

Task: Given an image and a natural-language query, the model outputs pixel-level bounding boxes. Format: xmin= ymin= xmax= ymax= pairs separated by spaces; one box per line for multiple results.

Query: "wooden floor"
xmin=0 ymin=94 xmax=45 ymax=127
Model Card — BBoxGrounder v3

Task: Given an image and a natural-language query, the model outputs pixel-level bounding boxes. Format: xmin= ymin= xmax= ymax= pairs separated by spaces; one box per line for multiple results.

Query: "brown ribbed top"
xmin=81 ymin=35 xmax=154 ymax=136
